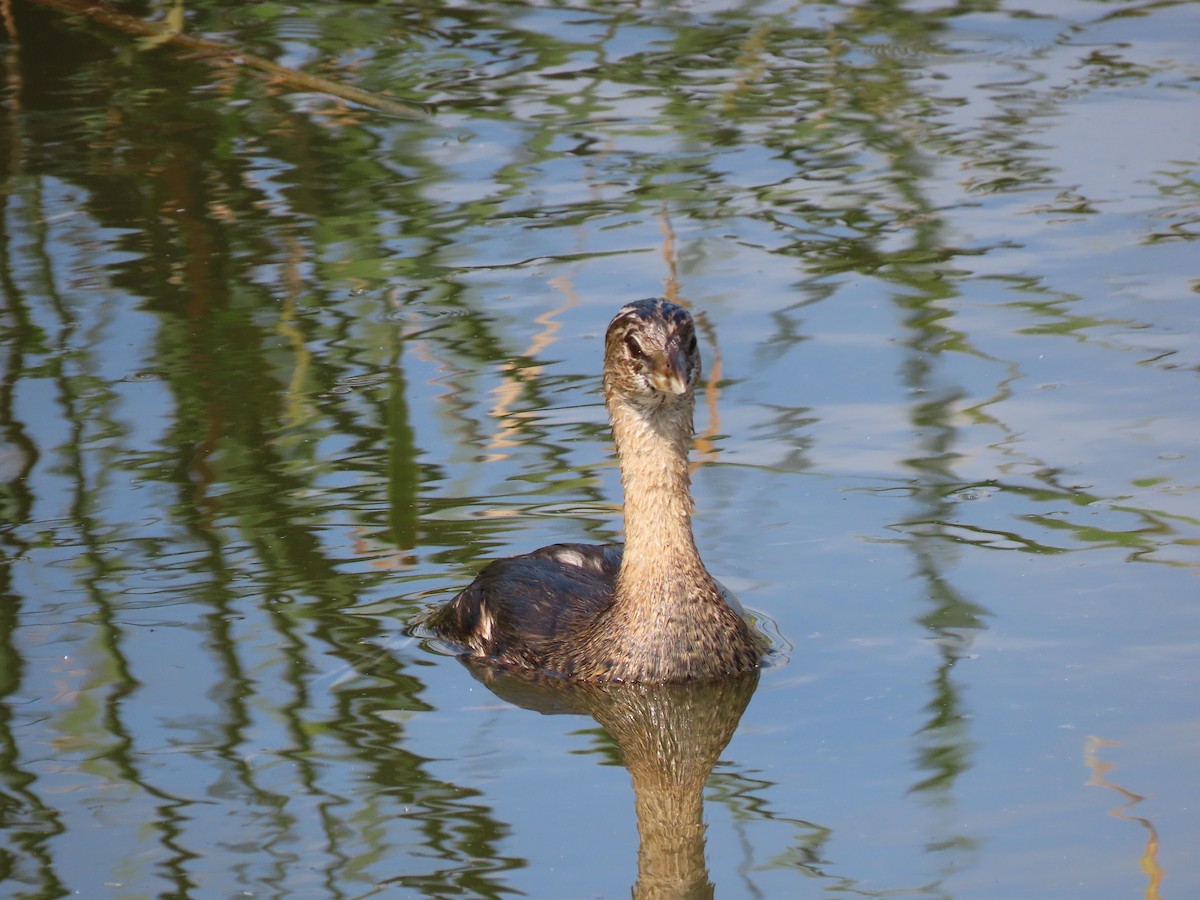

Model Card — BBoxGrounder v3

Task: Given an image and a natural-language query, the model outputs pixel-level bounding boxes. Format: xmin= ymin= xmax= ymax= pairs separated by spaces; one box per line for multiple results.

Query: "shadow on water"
xmin=461 ymin=664 xmax=759 ymax=900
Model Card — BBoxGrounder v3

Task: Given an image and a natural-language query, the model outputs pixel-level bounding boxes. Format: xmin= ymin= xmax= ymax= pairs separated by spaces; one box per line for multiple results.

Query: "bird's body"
xmin=427 ymin=298 xmax=763 ymax=683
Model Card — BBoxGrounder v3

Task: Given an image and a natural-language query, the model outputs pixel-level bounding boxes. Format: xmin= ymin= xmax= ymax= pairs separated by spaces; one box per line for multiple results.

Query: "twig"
xmin=19 ymin=0 xmax=430 ymax=118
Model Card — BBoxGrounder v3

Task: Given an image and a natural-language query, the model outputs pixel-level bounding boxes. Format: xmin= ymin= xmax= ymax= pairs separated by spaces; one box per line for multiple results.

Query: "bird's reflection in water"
xmin=466 ymin=662 xmax=759 ymax=899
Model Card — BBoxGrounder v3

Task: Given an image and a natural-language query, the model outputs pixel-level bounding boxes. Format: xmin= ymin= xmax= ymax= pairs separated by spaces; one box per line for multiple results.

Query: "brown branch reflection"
xmin=465 ymin=663 xmax=759 ymax=899
xmin=655 ymin=209 xmax=723 ymax=467
xmin=1084 ymin=736 xmax=1164 ymax=900
xmin=20 ymin=0 xmax=427 ymax=118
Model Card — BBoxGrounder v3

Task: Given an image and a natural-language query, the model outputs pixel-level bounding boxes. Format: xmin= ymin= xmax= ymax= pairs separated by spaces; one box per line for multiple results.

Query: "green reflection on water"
xmin=1 ymin=0 xmax=1197 ymax=896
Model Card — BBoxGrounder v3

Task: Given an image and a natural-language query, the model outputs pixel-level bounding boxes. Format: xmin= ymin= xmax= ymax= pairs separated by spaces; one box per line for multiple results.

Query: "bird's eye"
xmin=685 ymin=332 xmax=698 ymax=355
xmin=624 ymin=334 xmax=647 ymax=361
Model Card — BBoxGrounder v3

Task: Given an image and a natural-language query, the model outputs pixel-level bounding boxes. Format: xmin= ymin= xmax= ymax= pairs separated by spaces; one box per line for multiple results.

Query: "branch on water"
xmin=19 ymin=0 xmax=431 ymax=119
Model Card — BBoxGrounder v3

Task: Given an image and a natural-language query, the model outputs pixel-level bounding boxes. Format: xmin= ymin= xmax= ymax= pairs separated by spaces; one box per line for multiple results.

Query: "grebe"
xmin=428 ymin=298 xmax=762 ymax=683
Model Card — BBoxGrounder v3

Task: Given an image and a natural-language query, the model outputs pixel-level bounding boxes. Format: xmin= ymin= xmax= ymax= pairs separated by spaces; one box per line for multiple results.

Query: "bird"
xmin=426 ymin=298 xmax=763 ymax=683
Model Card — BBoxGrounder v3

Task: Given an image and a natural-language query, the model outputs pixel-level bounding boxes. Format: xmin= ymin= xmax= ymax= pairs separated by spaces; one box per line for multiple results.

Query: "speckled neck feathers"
xmin=604 ymin=353 xmax=709 ymax=601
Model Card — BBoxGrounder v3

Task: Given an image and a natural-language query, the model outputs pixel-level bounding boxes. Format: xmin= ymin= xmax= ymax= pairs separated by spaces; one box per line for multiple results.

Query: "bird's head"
xmin=603 ymin=298 xmax=701 ymax=407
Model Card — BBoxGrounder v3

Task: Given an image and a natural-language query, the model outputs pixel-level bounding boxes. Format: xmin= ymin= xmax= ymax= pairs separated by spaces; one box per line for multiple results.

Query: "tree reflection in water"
xmin=0 ymin=0 xmax=1196 ymax=895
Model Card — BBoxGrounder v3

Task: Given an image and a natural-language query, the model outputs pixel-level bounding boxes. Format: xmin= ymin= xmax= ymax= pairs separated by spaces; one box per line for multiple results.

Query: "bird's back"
xmin=428 ymin=542 xmax=622 ymax=670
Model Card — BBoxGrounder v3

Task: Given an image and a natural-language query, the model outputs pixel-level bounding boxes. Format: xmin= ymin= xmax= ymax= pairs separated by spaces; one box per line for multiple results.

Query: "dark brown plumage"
xmin=427 ymin=298 xmax=763 ymax=683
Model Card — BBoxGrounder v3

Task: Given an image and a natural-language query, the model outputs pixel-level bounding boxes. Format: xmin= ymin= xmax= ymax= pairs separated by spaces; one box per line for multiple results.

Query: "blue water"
xmin=0 ymin=0 xmax=1196 ymax=897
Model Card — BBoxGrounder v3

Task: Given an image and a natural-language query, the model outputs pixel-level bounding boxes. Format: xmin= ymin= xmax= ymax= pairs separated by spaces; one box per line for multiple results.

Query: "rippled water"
xmin=1 ymin=0 xmax=1197 ymax=897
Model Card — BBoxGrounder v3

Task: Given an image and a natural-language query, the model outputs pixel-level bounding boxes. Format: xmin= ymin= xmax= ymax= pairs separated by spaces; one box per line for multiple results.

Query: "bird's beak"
xmin=650 ymin=345 xmax=691 ymax=395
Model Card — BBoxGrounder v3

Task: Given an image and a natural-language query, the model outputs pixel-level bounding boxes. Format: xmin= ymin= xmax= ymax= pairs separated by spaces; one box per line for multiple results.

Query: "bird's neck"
xmin=606 ymin=389 xmax=709 ymax=592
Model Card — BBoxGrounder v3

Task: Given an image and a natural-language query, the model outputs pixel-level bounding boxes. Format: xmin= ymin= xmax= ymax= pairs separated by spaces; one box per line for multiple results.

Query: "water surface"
xmin=0 ymin=0 xmax=1197 ymax=897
